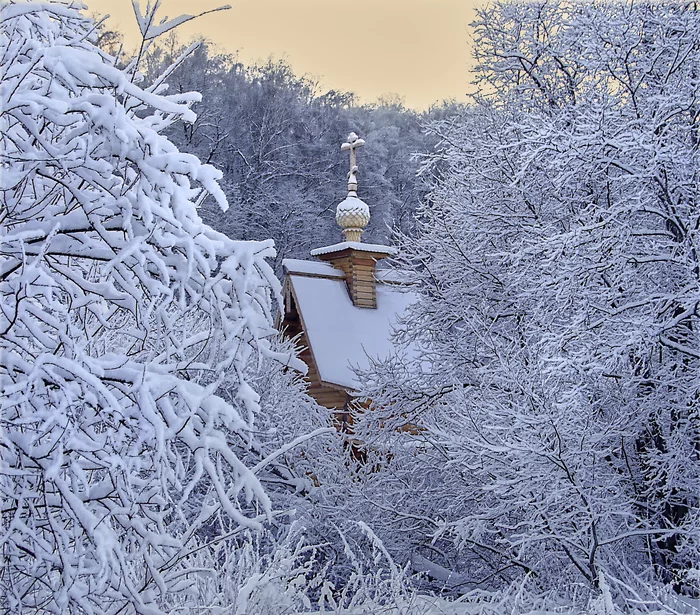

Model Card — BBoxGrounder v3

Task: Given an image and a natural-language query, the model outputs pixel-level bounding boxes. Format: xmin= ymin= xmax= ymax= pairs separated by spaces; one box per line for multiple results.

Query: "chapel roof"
xmin=283 ymin=260 xmax=418 ymax=391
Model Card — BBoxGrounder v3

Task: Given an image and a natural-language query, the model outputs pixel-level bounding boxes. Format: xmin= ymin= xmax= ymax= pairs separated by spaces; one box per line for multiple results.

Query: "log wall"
xmin=317 ymin=248 xmax=390 ymax=309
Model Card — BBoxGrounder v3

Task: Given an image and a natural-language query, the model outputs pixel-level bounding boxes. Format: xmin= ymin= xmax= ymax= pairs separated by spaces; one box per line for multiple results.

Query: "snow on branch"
xmin=0 ymin=3 xmax=298 ymax=613
xmin=131 ymin=0 xmax=231 ymax=41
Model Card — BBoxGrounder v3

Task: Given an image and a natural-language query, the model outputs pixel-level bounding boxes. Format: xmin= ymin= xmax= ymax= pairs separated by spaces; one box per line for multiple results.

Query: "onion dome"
xmin=336 ymin=194 xmax=370 ymax=242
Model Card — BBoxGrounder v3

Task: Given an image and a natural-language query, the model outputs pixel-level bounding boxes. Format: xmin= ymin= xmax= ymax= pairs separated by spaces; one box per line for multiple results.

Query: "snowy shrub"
xmin=160 ymin=521 xmax=427 ymax=615
xmin=0 ymin=2 xmax=307 ymax=612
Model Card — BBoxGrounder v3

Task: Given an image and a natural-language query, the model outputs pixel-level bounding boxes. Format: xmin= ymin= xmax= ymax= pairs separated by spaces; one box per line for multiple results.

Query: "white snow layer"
xmin=289 ymin=274 xmax=417 ymax=390
xmin=336 ymin=195 xmax=370 ymax=215
xmin=282 ymin=258 xmax=345 ymax=278
xmin=309 ymin=241 xmax=398 ymax=257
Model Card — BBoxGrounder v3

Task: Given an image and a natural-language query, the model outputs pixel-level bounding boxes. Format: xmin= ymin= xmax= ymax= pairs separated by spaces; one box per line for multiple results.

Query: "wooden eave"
xmin=317 ymin=246 xmax=389 ymax=265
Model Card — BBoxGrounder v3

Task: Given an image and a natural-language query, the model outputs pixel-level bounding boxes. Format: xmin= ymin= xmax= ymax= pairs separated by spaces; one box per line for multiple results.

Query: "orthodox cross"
xmin=341 ymin=132 xmax=365 ymax=194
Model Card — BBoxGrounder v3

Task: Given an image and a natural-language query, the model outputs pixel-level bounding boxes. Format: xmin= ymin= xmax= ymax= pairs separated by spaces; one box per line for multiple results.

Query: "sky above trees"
xmin=86 ymin=0 xmax=482 ymax=109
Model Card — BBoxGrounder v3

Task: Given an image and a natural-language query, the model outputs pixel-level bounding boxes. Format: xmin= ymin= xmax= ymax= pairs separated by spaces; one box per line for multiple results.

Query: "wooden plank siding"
xmin=280 ymin=255 xmax=416 ymax=457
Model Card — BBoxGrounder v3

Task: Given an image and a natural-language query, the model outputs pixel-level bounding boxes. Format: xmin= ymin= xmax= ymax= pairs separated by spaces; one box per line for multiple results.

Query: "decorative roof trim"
xmin=310 ymin=241 xmax=398 ymax=257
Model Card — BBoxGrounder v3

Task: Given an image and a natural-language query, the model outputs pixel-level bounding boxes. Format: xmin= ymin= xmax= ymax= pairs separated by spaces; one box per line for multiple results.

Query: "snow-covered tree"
xmin=0 ymin=2 xmax=311 ymax=612
xmin=356 ymin=0 xmax=700 ymax=606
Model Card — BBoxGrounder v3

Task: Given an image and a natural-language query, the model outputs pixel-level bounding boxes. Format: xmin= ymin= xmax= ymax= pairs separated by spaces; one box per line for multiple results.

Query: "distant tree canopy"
xmin=116 ymin=34 xmax=464 ymax=270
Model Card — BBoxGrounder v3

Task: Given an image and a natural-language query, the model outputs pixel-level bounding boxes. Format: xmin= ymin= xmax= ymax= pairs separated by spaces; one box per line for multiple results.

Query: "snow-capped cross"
xmin=341 ymin=132 xmax=365 ymax=194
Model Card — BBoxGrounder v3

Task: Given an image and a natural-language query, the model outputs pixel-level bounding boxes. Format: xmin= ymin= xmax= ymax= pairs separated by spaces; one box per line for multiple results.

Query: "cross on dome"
xmin=336 ymin=132 xmax=370 ymax=242
xmin=341 ymin=132 xmax=365 ymax=194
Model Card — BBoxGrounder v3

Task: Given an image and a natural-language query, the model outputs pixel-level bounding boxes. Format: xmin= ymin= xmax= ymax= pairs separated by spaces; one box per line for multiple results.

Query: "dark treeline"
xmin=125 ymin=33 xmax=464 ymax=270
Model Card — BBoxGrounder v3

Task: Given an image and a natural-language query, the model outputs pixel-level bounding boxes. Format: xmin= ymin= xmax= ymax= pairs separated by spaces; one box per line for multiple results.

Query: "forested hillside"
xmin=126 ymin=34 xmax=462 ymax=271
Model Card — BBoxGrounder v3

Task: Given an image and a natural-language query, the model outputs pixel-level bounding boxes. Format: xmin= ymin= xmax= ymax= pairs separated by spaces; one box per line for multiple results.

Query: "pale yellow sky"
xmin=85 ymin=0 xmax=484 ymax=109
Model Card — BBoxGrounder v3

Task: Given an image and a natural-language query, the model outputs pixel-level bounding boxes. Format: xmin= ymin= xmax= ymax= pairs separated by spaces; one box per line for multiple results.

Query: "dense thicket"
xmin=0 ymin=3 xmax=334 ymax=612
xmin=353 ymin=0 xmax=700 ymax=608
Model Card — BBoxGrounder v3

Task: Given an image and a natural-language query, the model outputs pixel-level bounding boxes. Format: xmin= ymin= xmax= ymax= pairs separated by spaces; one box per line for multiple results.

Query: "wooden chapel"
xmin=279 ymin=133 xmax=416 ymax=424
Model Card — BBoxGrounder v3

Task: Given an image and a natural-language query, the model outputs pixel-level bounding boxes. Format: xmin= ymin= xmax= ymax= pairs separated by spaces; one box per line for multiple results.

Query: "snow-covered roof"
xmin=282 ymin=258 xmax=345 ymax=279
xmin=288 ymin=274 xmax=417 ymax=390
xmin=310 ymin=241 xmax=398 ymax=257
